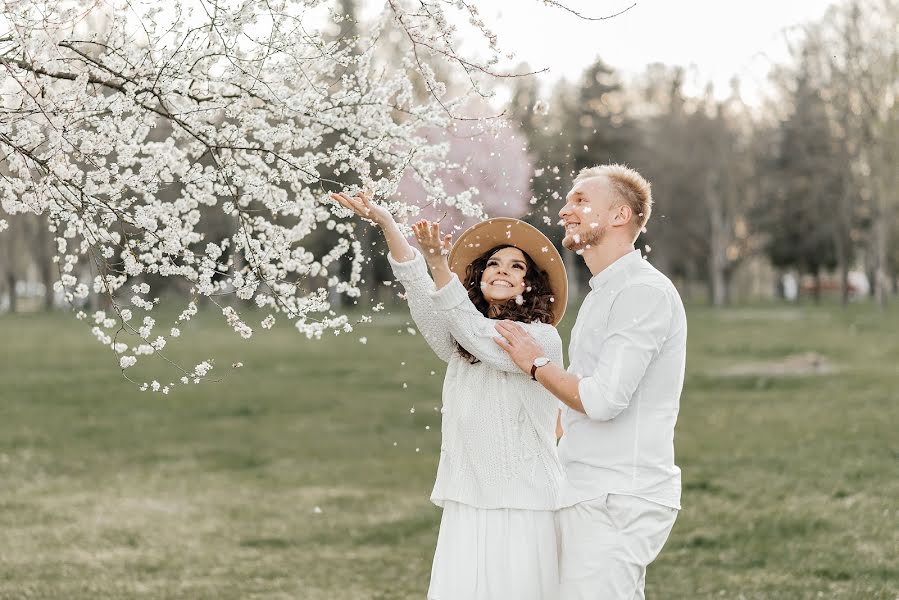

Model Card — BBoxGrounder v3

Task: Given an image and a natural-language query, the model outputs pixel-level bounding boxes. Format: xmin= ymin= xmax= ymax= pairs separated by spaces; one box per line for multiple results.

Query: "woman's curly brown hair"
xmin=455 ymin=244 xmax=556 ymax=364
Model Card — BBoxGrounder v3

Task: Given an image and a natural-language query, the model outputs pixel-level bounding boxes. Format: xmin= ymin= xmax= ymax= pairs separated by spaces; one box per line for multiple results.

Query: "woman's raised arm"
xmin=329 ymin=192 xmax=414 ymax=262
xmin=329 ymin=193 xmax=455 ymax=363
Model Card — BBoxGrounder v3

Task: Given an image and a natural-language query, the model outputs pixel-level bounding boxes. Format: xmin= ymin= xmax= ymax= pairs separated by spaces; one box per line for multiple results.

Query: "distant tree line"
xmin=510 ymin=0 xmax=897 ymax=307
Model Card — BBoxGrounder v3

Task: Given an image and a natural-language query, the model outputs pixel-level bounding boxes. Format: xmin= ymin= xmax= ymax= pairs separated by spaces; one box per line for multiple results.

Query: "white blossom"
xmin=205 ymin=243 xmax=223 ymax=261
xmin=194 ymin=361 xmax=214 ymax=377
xmin=0 ymin=0 xmax=591 ymax=390
xmin=222 ymin=306 xmax=253 ymax=339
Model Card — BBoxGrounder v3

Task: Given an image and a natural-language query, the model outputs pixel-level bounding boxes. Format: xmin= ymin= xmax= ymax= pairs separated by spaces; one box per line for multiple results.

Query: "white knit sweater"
xmin=389 ymin=248 xmax=565 ymax=511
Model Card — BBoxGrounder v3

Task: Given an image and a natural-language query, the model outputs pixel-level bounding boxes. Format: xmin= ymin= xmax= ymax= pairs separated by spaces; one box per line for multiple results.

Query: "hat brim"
xmin=447 ymin=217 xmax=568 ymax=326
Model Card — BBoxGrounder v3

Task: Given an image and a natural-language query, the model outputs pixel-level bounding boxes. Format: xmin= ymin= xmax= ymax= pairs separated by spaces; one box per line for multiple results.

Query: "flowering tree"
xmin=396 ymin=98 xmax=534 ymax=233
xmin=0 ymin=0 xmax=615 ymax=391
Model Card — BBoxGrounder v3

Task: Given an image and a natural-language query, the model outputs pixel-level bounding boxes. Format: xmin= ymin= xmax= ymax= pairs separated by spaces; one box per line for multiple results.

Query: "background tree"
xmin=823 ymin=0 xmax=899 ymax=307
xmin=763 ymin=43 xmax=840 ymax=302
xmin=632 ymin=69 xmax=760 ymax=305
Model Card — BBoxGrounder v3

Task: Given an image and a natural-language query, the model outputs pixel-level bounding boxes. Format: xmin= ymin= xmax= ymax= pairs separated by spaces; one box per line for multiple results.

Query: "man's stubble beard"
xmin=562 ymin=223 xmax=606 ymax=252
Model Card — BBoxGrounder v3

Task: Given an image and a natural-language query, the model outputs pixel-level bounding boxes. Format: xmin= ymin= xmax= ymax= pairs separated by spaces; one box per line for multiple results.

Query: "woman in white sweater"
xmin=331 ymin=192 xmax=568 ymax=600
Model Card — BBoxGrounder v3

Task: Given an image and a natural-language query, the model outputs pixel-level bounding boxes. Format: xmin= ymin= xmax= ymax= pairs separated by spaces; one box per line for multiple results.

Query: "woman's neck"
xmin=487 ymin=303 xmax=504 ymax=319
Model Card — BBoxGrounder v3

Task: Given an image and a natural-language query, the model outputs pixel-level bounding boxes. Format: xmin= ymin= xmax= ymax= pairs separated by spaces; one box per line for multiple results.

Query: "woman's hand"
xmin=329 ymin=191 xmax=394 ymax=228
xmin=412 ymin=220 xmax=453 ymax=265
xmin=412 ymin=220 xmax=454 ymax=289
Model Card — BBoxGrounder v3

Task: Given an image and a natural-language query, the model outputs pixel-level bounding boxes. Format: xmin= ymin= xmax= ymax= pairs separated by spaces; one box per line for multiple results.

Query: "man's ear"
xmin=612 ymin=204 xmax=633 ymax=227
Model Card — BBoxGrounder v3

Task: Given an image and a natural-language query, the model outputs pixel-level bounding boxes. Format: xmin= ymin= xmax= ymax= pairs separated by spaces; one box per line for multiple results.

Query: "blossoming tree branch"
xmin=0 ymin=0 xmax=622 ymax=392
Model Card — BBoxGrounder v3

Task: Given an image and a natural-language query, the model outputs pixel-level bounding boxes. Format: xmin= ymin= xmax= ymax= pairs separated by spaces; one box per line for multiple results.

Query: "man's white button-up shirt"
xmin=558 ymin=249 xmax=687 ymax=509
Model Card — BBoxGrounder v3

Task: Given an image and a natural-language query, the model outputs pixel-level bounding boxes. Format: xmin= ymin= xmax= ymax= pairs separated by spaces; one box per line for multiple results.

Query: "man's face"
xmin=558 ymin=176 xmax=615 ymax=252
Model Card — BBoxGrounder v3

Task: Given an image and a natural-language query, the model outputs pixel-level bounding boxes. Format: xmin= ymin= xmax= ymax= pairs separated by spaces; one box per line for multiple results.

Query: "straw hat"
xmin=447 ymin=217 xmax=568 ymax=325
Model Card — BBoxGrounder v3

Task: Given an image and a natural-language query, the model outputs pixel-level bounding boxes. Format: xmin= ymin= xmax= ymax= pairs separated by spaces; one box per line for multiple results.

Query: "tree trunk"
xmin=708 ymin=253 xmax=727 ymax=307
xmin=872 ymin=193 xmax=890 ymax=310
xmin=839 ymin=255 xmax=850 ymax=307
xmin=834 ymin=149 xmax=855 ymax=307
xmin=705 ymin=172 xmax=728 ymax=307
xmin=6 ymin=272 xmax=16 ymax=313
xmin=41 ymin=260 xmax=55 ymax=311
xmin=862 ymin=242 xmax=876 ymax=299
xmin=834 ymin=209 xmax=851 ymax=307
xmin=721 ymin=266 xmax=734 ymax=306
xmin=812 ymin=269 xmax=822 ymax=304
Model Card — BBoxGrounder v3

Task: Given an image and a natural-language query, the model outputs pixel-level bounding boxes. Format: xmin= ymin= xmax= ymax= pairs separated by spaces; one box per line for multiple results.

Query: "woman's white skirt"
xmin=427 ymin=500 xmax=559 ymax=600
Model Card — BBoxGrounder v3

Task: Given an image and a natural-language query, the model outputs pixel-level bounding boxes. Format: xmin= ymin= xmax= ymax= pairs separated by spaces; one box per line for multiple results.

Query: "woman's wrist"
xmin=428 ymin=257 xmax=453 ymax=289
xmin=428 ymin=264 xmax=452 ymax=283
xmin=376 ymin=214 xmax=397 ymax=230
xmin=425 ymin=254 xmax=449 ymax=269
xmin=380 ymin=219 xmax=416 ymax=262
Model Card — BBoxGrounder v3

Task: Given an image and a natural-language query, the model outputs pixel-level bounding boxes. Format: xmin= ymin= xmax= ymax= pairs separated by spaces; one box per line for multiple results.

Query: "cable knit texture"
xmin=389 ymin=248 xmax=565 ymax=510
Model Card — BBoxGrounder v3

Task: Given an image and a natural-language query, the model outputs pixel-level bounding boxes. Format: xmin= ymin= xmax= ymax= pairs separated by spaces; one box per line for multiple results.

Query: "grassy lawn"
xmin=1 ymin=301 xmax=897 ymax=599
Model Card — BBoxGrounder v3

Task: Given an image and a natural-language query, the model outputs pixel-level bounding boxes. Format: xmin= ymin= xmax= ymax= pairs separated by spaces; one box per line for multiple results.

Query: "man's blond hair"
xmin=574 ymin=164 xmax=652 ymax=240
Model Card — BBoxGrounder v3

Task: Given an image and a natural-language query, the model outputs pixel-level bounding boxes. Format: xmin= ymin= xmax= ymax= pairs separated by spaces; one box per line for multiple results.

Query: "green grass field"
xmin=1 ymin=301 xmax=897 ymax=599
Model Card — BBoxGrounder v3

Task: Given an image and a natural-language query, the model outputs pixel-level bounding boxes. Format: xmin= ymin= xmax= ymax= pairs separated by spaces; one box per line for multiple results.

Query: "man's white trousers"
xmin=558 ymin=494 xmax=678 ymax=600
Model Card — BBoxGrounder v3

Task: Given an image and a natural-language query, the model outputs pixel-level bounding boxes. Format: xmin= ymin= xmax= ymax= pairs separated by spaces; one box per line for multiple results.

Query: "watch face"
xmin=534 ymin=357 xmax=550 ymax=367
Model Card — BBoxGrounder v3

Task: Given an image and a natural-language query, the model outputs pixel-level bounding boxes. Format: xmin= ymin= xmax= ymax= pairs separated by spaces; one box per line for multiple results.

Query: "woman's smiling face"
xmin=480 ymin=246 xmax=528 ymax=304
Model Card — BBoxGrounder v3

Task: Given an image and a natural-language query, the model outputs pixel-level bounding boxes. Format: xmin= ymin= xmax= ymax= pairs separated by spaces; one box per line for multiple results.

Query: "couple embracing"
xmin=331 ymin=163 xmax=687 ymax=600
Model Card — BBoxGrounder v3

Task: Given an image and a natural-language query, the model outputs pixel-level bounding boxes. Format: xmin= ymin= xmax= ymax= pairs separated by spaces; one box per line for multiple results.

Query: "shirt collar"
xmin=588 ymin=249 xmax=643 ymax=291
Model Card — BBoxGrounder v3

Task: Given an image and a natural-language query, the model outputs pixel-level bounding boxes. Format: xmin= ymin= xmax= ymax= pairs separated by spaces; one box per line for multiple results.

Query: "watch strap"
xmin=531 ymin=358 xmax=549 ymax=381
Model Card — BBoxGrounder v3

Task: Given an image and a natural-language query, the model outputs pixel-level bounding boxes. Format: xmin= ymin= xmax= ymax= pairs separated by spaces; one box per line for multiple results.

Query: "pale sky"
xmin=142 ymin=0 xmax=836 ymax=106
xmin=370 ymin=0 xmax=837 ymax=106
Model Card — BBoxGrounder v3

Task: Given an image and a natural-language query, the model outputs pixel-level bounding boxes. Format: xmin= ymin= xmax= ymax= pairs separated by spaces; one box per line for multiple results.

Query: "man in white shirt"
xmin=493 ymin=164 xmax=687 ymax=599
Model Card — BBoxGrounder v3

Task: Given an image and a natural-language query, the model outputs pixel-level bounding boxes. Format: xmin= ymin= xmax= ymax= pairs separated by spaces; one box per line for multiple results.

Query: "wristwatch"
xmin=530 ymin=356 xmax=551 ymax=381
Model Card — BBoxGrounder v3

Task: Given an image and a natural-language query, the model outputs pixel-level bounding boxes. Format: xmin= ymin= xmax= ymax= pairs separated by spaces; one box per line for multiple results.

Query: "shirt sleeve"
xmin=387 ymin=247 xmax=455 ymax=363
xmin=429 ymin=274 xmax=564 ymax=373
xmin=578 ymin=284 xmax=671 ymax=421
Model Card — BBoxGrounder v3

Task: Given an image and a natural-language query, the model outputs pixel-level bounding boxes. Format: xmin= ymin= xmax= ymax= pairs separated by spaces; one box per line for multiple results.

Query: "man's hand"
xmin=496 ymin=320 xmax=586 ymax=412
xmin=493 ymin=320 xmax=544 ymax=375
